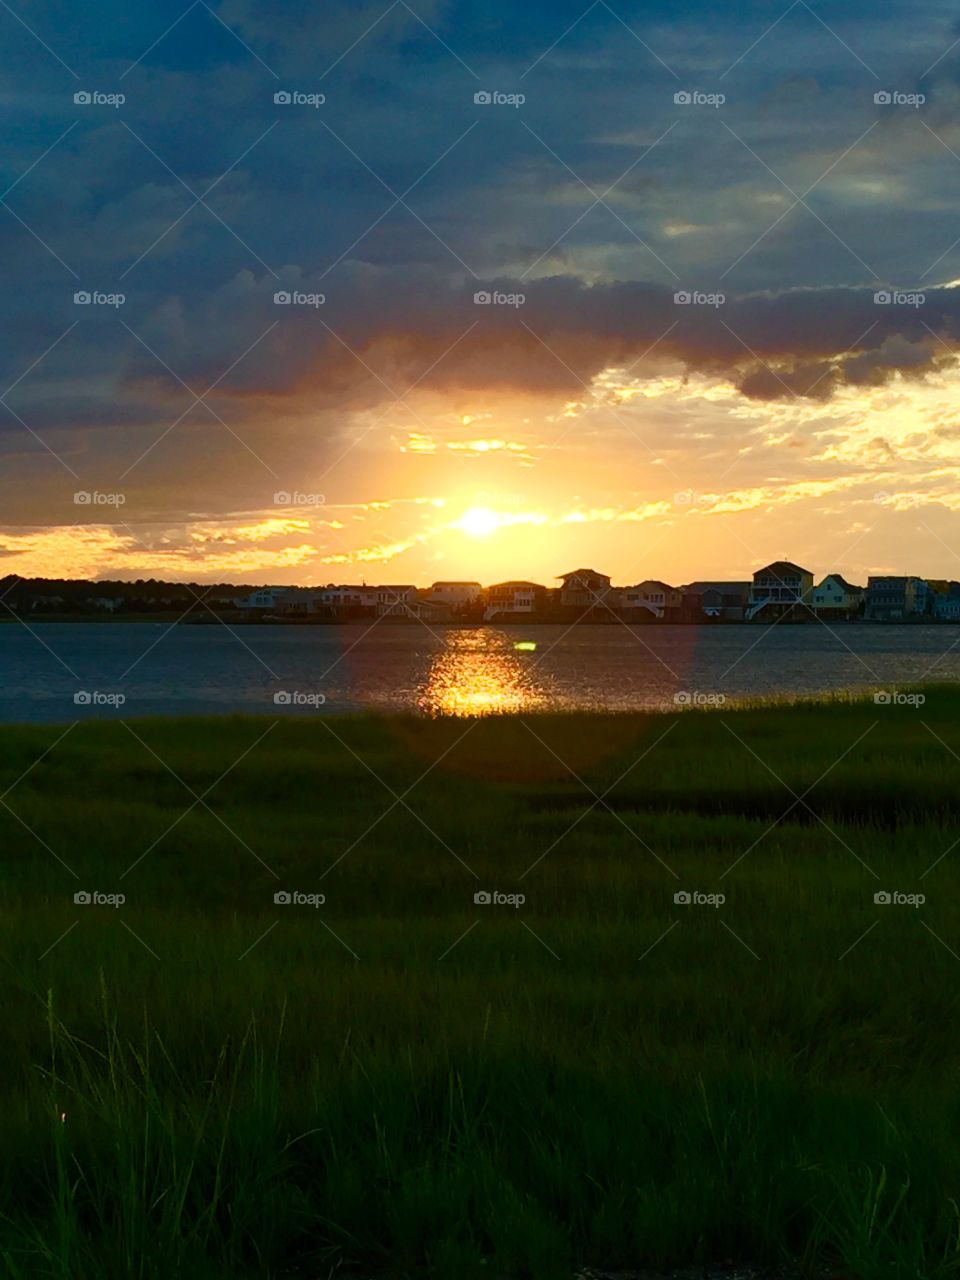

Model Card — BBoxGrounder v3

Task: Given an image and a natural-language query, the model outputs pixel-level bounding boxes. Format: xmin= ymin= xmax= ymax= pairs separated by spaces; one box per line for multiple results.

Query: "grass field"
xmin=1 ymin=689 xmax=959 ymax=1279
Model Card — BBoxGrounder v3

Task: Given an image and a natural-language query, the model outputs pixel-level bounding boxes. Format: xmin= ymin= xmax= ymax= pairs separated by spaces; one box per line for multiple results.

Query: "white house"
xmin=235 ymin=587 xmax=328 ymax=614
xmin=811 ymin=574 xmax=864 ymax=616
xmin=620 ymin=580 xmax=683 ymax=620
xmin=423 ymin=581 xmax=482 ymax=607
xmin=376 ymin=585 xmax=419 ymax=618
xmin=234 ymin=587 xmax=290 ymax=611
xmin=316 ymin=585 xmax=378 ymax=613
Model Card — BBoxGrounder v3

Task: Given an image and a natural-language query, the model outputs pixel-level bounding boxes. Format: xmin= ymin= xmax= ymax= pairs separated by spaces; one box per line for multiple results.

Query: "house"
xmin=483 ymin=581 xmax=548 ymax=621
xmin=414 ymin=599 xmax=456 ymax=625
xmin=865 ymin=576 xmax=929 ymax=621
xmin=747 ymin=561 xmax=814 ymax=621
xmin=422 ymin=581 xmax=482 ymax=607
xmin=28 ymin=594 xmax=66 ymax=612
xmin=416 ymin=581 xmax=482 ymax=622
xmin=934 ymin=588 xmax=960 ymax=620
xmin=234 ymin=587 xmax=291 ymax=612
xmin=928 ymin=581 xmax=960 ymax=621
xmin=235 ymin=587 xmax=328 ymax=615
xmin=557 ymin=568 xmax=617 ymax=620
xmin=313 ymin=585 xmax=379 ymax=618
xmin=275 ymin=587 xmax=323 ymax=615
xmin=620 ymin=580 xmax=683 ymax=621
xmin=375 ymin=585 xmax=419 ymax=618
xmin=682 ymin=581 xmax=750 ymax=621
xmin=811 ymin=574 xmax=864 ymax=618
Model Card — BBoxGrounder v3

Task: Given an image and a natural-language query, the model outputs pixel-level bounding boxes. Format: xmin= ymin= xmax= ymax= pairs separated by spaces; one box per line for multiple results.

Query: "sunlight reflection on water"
xmin=418 ymin=629 xmax=549 ymax=716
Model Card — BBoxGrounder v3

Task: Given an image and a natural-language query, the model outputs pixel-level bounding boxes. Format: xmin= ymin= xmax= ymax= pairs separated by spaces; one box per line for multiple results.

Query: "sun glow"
xmin=451 ymin=506 xmax=549 ymax=539
xmin=454 ymin=506 xmax=506 ymax=538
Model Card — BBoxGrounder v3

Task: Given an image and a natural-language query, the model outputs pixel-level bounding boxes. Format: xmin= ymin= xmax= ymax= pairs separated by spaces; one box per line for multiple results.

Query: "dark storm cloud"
xmin=9 ymin=270 xmax=959 ymax=430
xmin=241 ymin=274 xmax=960 ymax=404
xmin=4 ymin=0 xmax=960 ymax=494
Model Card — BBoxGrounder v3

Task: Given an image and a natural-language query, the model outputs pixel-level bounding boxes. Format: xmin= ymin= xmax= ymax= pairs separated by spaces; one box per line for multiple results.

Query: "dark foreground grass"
xmin=2 ymin=689 xmax=960 ymax=1278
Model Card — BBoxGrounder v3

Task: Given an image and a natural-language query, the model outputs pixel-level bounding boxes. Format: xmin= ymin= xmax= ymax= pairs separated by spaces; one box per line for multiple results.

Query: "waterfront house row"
xmin=231 ymin=565 xmax=960 ymax=623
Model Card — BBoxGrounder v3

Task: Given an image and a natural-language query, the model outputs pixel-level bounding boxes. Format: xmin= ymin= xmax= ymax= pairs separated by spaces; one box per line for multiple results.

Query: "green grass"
xmin=1 ymin=689 xmax=960 ymax=1278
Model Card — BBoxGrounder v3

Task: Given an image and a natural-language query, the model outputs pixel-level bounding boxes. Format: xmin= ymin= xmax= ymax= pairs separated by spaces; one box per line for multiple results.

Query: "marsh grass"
xmin=1 ymin=688 xmax=960 ymax=1277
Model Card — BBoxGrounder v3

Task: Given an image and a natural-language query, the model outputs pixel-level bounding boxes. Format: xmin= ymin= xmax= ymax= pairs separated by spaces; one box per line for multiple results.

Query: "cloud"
xmin=219 ymin=273 xmax=960 ymax=408
xmin=8 ymin=0 xmax=960 ymax=584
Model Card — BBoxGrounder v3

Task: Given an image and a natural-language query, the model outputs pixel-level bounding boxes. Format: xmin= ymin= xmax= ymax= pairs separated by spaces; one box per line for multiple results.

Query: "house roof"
xmin=488 ymin=580 xmax=546 ymax=590
xmin=755 ymin=560 xmax=813 ymax=578
xmin=632 ymin=579 xmax=677 ymax=592
xmin=558 ymin=568 xmax=610 ymax=581
xmin=820 ymin=574 xmax=864 ymax=592
xmin=430 ymin=580 xmax=482 ymax=587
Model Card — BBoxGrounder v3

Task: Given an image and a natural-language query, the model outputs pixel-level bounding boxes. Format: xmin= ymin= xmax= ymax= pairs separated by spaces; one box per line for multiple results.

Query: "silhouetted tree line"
xmin=0 ymin=575 xmax=255 ymax=615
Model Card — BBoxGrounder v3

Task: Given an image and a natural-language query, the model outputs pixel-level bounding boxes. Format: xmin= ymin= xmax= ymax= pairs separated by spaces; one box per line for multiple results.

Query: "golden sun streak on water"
xmin=419 ymin=630 xmax=547 ymax=716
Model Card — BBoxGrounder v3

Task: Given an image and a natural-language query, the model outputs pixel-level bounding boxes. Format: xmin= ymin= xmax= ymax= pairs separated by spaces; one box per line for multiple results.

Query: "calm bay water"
xmin=1 ymin=621 xmax=958 ymax=723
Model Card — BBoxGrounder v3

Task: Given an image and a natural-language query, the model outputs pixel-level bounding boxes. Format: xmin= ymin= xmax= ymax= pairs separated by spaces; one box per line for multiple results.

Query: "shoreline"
xmin=0 ymin=684 xmax=941 ymax=730
xmin=2 ymin=613 xmax=959 ymax=626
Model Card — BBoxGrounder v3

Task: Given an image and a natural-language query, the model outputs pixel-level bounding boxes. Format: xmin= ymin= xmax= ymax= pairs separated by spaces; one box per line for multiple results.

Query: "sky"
xmin=4 ymin=0 xmax=960 ymax=587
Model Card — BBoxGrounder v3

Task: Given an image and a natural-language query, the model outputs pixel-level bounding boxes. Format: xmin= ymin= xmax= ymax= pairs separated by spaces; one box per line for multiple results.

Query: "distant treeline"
xmin=0 ymin=575 xmax=253 ymax=614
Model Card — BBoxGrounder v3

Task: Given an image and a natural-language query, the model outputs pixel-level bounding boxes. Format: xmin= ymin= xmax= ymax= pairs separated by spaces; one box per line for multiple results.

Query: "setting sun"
xmin=454 ymin=507 xmax=505 ymax=538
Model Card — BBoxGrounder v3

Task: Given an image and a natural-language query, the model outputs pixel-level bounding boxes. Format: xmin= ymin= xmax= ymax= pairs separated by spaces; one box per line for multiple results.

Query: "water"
xmin=1 ymin=620 xmax=958 ymax=723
